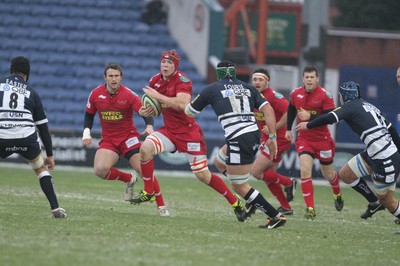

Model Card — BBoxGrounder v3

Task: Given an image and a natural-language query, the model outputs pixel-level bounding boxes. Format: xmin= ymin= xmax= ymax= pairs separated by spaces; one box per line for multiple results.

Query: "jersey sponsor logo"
xmin=180 ymin=76 xmax=190 ymax=82
xmin=1 ymin=82 xmax=31 ymax=98
xmin=254 ymin=111 xmax=264 ymax=121
xmin=125 ymin=137 xmax=139 ymax=148
xmin=296 ymin=94 xmax=304 ymax=98
xmin=274 ymin=92 xmax=284 ymax=99
xmin=117 ymin=100 xmax=127 ymax=105
xmin=297 ymin=109 xmax=317 ymax=115
xmin=98 ymin=95 xmax=106 ymax=99
xmin=320 ymin=149 xmax=332 ymax=159
xmin=326 ymin=91 xmax=333 ymax=98
xmin=5 ymin=146 xmax=28 ymax=152
xmin=187 ymin=142 xmax=200 ymax=152
xmin=222 ymin=84 xmax=251 ymax=97
xmin=100 ymin=111 xmax=123 ymax=121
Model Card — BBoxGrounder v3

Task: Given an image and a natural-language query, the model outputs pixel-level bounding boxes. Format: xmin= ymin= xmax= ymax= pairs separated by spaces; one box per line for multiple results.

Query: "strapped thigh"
xmin=187 ymin=154 xmax=209 ymax=173
xmin=348 ymin=153 xmax=370 ymax=178
xmin=146 ymin=131 xmax=175 ymax=154
xmin=215 ymin=147 xmax=227 ymax=166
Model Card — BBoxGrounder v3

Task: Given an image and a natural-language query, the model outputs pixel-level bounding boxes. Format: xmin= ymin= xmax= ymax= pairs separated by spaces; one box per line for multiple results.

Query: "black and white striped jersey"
xmin=189 ymin=76 xmax=268 ymax=140
xmin=323 ymin=98 xmax=397 ymax=160
xmin=0 ymin=74 xmax=48 ymax=139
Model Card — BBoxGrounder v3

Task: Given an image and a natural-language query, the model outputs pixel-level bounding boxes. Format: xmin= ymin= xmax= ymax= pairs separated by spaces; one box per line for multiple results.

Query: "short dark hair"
xmin=104 ymin=62 xmax=123 ymax=76
xmin=252 ymin=68 xmax=270 ymax=80
xmin=303 ymin=66 xmax=318 ymax=77
xmin=10 ymin=56 xmax=30 ymax=80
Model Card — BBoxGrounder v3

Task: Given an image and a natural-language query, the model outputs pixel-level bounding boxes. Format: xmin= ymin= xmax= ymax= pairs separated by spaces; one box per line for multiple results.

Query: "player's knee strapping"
xmin=29 ymin=154 xmax=44 ymax=170
xmin=215 ymin=148 xmax=227 ymax=166
xmin=146 ymin=134 xmax=164 ymax=154
xmin=348 ymin=154 xmax=369 ymax=178
xmin=190 ymin=158 xmax=209 ymax=173
xmin=227 ymin=173 xmax=250 ymax=184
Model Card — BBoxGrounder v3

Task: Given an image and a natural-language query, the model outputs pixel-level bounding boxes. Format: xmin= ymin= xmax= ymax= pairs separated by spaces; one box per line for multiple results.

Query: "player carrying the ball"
xmin=131 ymin=50 xmax=248 ymax=222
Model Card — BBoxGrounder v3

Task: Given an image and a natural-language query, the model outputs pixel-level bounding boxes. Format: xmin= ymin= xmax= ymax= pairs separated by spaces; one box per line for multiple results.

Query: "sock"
xmin=301 ymin=178 xmax=314 ymax=208
xmin=244 ymin=188 xmax=279 ymax=218
xmin=208 ymin=173 xmax=237 ymax=205
xmin=349 ymin=177 xmax=379 ymax=203
xmin=392 ymin=201 xmax=400 ymax=218
xmin=153 ymin=176 xmax=166 ymax=207
xmin=329 ymin=172 xmax=341 ymax=195
xmin=104 ymin=168 xmax=131 ymax=182
xmin=267 ymin=181 xmax=291 ymax=209
xmin=141 ymin=159 xmax=155 ymax=194
xmin=262 ymin=170 xmax=292 ymax=187
xmin=39 ymin=173 xmax=59 ymax=210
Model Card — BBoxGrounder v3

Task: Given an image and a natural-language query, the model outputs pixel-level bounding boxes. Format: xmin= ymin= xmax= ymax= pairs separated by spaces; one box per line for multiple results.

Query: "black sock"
xmin=244 ymin=188 xmax=279 ymax=218
xmin=391 ymin=202 xmax=400 ymax=218
xmin=39 ymin=175 xmax=59 ymax=210
xmin=350 ymin=178 xmax=379 ymax=204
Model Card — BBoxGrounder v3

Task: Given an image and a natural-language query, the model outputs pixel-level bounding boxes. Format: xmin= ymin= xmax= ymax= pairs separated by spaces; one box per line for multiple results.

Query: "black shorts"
xmin=225 ymin=131 xmax=260 ymax=165
xmin=0 ymin=132 xmax=41 ymax=160
xmin=361 ymin=150 xmax=400 ymax=184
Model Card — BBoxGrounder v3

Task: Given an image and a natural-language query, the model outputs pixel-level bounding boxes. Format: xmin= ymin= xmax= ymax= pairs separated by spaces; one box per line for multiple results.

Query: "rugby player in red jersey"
xmin=130 ymin=50 xmax=247 ymax=222
xmin=285 ymin=66 xmax=343 ymax=220
xmin=82 ymin=63 xmax=169 ymax=216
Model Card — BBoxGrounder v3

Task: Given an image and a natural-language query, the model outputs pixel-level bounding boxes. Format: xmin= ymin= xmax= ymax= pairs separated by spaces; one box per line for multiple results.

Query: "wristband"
xmin=82 ymin=128 xmax=91 ymax=140
xmin=269 ymin=134 xmax=277 ymax=141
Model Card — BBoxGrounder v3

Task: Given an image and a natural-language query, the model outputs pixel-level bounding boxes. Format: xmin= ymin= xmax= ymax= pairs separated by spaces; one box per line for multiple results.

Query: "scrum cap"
xmin=161 ymin=49 xmax=180 ymax=70
xmin=10 ymin=56 xmax=30 ymax=81
xmin=216 ymin=60 xmax=236 ymax=80
xmin=339 ymin=81 xmax=360 ymax=103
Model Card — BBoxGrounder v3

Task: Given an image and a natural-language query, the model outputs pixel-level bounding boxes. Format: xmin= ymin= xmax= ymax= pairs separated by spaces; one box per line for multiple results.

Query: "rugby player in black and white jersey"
xmin=0 ymin=56 xmax=66 ymax=219
xmin=297 ymin=81 xmax=400 ymax=224
xmin=185 ymin=60 xmax=287 ymax=229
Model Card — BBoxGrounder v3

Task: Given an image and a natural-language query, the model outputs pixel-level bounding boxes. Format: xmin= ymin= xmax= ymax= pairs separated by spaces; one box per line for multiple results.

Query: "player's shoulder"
xmin=119 ymin=84 xmax=139 ymax=97
xmin=317 ymin=86 xmax=333 ymax=99
xmin=149 ymin=73 xmax=162 ymax=85
xmin=176 ymin=71 xmax=192 ymax=84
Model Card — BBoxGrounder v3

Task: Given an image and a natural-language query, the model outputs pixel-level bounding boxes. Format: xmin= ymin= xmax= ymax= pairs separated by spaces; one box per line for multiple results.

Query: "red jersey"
xmin=149 ymin=71 xmax=201 ymax=134
xmin=289 ymin=86 xmax=335 ymax=141
xmin=254 ymin=88 xmax=289 ymax=144
xmin=86 ymin=84 xmax=142 ymax=139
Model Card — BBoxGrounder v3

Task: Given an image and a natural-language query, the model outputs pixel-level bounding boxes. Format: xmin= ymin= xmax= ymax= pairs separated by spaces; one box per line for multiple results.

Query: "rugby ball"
xmin=141 ymin=94 xmax=161 ymax=117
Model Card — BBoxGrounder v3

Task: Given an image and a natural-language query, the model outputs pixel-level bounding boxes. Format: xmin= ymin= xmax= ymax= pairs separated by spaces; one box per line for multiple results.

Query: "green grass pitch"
xmin=0 ymin=164 xmax=399 ymax=266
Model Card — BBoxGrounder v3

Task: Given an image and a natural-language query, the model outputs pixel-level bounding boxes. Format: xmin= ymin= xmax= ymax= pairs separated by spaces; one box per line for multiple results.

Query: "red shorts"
xmin=295 ymin=137 xmax=335 ymax=163
xmin=98 ymin=131 xmax=141 ymax=156
xmin=260 ymin=140 xmax=291 ymax=163
xmin=157 ymin=126 xmax=207 ymax=155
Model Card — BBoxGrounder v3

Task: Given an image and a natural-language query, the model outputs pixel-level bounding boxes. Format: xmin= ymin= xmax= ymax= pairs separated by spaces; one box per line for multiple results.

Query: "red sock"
xmin=329 ymin=172 xmax=341 ymax=195
xmin=263 ymin=170 xmax=292 ymax=187
xmin=140 ymin=159 xmax=154 ymax=193
xmin=301 ymin=178 xmax=314 ymax=208
xmin=267 ymin=181 xmax=291 ymax=209
xmin=261 ymin=170 xmax=278 ymax=183
xmin=153 ymin=176 xmax=166 ymax=207
xmin=104 ymin=168 xmax=131 ymax=182
xmin=208 ymin=173 xmax=237 ymax=205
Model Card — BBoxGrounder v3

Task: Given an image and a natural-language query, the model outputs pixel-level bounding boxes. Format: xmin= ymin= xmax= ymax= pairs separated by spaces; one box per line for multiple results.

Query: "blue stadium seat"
xmin=50 ymin=6 xmax=70 ymax=17
xmin=31 ymin=5 xmax=50 ymax=16
xmin=10 ymin=27 xmax=31 ymax=38
xmin=2 ymin=15 xmax=22 ymax=26
xmin=39 ymin=17 xmax=57 ymax=28
xmin=58 ymin=17 xmax=77 ymax=30
xmin=77 ymin=19 xmax=96 ymax=31
xmin=84 ymin=31 xmax=103 ymax=42
xmin=21 ymin=16 xmax=41 ymax=28
xmin=67 ymin=7 xmax=86 ymax=18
